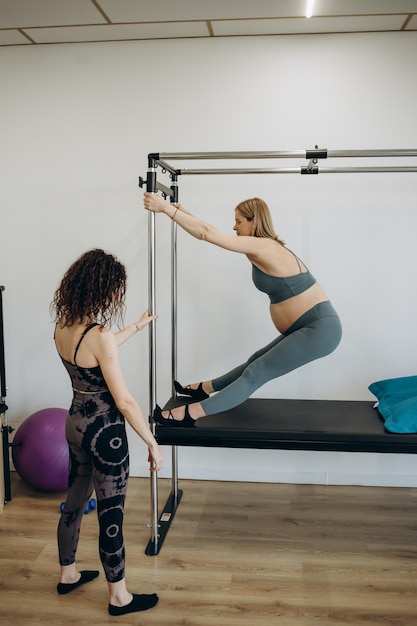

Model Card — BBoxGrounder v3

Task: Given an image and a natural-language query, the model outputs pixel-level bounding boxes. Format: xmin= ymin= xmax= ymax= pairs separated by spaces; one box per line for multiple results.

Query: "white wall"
xmin=1 ymin=32 xmax=417 ymax=486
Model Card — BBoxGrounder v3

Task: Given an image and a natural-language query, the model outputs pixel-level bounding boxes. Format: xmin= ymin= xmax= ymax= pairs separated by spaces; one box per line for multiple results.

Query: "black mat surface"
xmin=154 ymin=398 xmax=417 ymax=453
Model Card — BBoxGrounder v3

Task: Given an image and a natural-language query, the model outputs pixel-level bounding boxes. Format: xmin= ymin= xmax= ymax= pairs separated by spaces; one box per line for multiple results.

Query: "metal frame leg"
xmin=145 ymin=446 xmax=183 ymax=555
xmin=0 ymin=286 xmax=11 ymax=504
xmin=144 ymin=164 xmax=183 ymax=556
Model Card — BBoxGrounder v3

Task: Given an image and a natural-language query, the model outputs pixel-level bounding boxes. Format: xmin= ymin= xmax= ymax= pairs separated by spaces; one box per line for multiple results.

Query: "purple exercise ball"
xmin=12 ymin=408 xmax=69 ymax=493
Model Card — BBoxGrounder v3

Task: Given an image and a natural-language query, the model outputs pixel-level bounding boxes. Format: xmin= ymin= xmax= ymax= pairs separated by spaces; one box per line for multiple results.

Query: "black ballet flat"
xmin=174 ymin=380 xmax=209 ymax=401
xmin=108 ymin=593 xmax=159 ymax=615
xmin=153 ymin=404 xmax=196 ymax=428
xmin=57 ymin=570 xmax=99 ymax=595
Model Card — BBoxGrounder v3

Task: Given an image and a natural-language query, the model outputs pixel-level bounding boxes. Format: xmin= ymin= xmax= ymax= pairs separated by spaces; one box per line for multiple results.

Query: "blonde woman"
xmin=144 ymin=194 xmax=342 ymax=426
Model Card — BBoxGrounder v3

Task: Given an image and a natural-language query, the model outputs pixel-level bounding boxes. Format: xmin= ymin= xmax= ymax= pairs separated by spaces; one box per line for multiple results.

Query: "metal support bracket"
xmin=145 ymin=488 xmax=183 ymax=556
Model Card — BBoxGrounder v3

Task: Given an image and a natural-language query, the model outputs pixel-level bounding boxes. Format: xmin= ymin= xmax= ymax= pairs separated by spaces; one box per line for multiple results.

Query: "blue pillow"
xmin=369 ymin=376 xmax=417 ymax=433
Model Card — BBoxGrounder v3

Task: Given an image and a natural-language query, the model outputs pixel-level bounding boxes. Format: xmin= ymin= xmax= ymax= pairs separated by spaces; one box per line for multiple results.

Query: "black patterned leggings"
xmin=57 ymin=391 xmax=129 ymax=583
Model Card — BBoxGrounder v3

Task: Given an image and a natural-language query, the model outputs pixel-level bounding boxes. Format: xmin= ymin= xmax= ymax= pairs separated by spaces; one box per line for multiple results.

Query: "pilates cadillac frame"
xmin=139 ymin=147 xmax=417 ymax=556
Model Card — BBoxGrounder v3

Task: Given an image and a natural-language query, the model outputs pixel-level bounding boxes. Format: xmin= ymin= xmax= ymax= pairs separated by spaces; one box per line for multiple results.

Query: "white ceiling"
xmin=0 ymin=0 xmax=416 ymax=47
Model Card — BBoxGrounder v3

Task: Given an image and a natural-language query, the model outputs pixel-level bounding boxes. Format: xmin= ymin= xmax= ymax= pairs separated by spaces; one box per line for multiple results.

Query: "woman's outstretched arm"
xmin=114 ymin=310 xmax=157 ymax=347
xmin=143 ymin=192 xmax=262 ymax=256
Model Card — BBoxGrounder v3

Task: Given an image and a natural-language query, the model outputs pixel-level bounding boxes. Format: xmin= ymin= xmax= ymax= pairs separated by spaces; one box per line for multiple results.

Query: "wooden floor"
xmin=1 ymin=472 xmax=417 ymax=626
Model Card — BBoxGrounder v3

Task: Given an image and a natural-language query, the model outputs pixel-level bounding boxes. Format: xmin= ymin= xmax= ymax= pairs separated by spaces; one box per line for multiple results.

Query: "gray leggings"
xmin=201 ymin=301 xmax=342 ymax=416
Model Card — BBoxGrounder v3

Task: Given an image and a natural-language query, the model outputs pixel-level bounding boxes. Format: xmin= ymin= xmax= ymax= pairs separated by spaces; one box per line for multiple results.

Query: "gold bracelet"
xmin=171 ymin=206 xmax=179 ymax=220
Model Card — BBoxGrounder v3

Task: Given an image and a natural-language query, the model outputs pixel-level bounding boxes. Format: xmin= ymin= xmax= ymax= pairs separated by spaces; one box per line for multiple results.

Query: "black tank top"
xmin=57 ymin=323 xmax=109 ymax=394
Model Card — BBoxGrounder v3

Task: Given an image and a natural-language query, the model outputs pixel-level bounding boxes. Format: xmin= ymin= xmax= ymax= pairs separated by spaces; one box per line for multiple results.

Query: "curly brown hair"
xmin=51 ymin=249 xmax=127 ymax=328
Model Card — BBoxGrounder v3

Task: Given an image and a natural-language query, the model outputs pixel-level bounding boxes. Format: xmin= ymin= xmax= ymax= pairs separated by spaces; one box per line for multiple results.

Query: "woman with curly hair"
xmin=51 ymin=248 xmax=163 ymax=616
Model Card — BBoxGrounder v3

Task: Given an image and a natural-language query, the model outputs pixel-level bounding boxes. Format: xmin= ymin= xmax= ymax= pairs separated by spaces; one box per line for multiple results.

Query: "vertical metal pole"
xmin=170 ymin=174 xmax=178 ymax=394
xmin=147 ymin=156 xmax=159 ymax=552
xmin=0 ymin=287 xmax=5 ymax=400
xmin=0 ymin=285 xmax=11 ymax=503
xmin=170 ymin=175 xmax=180 ymax=500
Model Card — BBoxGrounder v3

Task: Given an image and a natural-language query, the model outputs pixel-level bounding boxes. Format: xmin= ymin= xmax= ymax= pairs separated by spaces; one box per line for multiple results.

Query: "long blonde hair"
xmin=235 ymin=198 xmax=285 ymax=244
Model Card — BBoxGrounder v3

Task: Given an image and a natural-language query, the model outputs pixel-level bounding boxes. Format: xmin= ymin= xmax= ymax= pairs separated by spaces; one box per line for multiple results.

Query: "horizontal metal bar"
xmin=156 ymin=181 xmax=175 ymax=197
xmin=319 ymin=166 xmax=417 ymax=173
xmin=178 ymin=167 xmax=303 ymax=175
xmin=327 ymin=149 xmax=417 ymax=158
xmin=176 ymin=166 xmax=417 ymax=176
xmin=157 ymin=149 xmax=417 ymax=161
xmin=156 ymin=159 xmax=179 ymax=175
xmin=159 ymin=151 xmax=306 ymax=160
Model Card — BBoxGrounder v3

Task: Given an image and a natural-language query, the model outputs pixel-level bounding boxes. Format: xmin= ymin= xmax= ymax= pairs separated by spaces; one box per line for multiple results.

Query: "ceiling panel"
xmin=313 ymin=0 xmax=417 ymax=16
xmin=0 ymin=28 xmax=30 ymax=45
xmin=0 ymin=0 xmax=415 ymax=46
xmin=27 ymin=21 xmax=210 ymax=44
xmin=98 ymin=0 xmax=309 ymax=22
xmin=408 ymin=14 xmax=417 ymax=28
xmin=213 ymin=15 xmax=408 ymax=37
xmin=0 ymin=0 xmax=106 ymax=29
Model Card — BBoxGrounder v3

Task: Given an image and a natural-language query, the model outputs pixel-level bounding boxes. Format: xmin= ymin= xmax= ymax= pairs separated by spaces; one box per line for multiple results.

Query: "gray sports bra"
xmin=252 ymin=246 xmax=316 ymax=304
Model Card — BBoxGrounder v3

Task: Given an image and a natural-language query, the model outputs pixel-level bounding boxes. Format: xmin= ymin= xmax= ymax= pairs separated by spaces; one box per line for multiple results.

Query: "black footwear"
xmin=174 ymin=380 xmax=209 ymax=401
xmin=153 ymin=404 xmax=196 ymax=427
xmin=108 ymin=593 xmax=159 ymax=615
xmin=57 ymin=570 xmax=99 ymax=595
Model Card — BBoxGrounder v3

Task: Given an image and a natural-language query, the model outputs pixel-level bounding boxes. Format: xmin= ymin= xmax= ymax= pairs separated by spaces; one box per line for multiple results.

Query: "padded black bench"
xmin=145 ymin=398 xmax=417 ymax=555
xmin=154 ymin=398 xmax=417 ymax=453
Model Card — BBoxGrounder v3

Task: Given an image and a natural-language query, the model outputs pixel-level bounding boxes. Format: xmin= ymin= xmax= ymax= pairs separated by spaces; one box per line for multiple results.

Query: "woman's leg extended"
xmin=201 ymin=308 xmax=342 ymax=416
xmin=211 ymin=335 xmax=288 ymax=392
xmin=176 ymin=337 xmax=289 ymax=403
